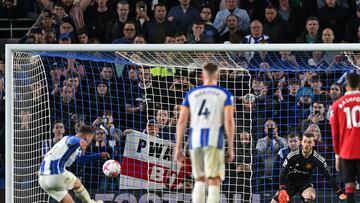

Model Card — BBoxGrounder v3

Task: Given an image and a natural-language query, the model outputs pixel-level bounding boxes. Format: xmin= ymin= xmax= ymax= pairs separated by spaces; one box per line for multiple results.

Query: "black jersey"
xmin=280 ymin=148 xmax=338 ymax=191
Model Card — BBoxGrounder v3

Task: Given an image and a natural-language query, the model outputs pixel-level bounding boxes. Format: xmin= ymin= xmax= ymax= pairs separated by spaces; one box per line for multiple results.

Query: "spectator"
xmin=50 ymin=63 xmax=63 ymax=95
xmin=20 ymin=110 xmax=31 ymax=130
xmin=192 ymin=0 xmax=221 ymax=17
xmin=85 ymin=0 xmax=114 ymax=43
xmin=322 ymin=28 xmax=335 ymax=43
xmin=273 ymin=132 xmax=300 ymax=185
xmin=145 ymin=3 xmax=177 ymax=43
xmin=112 ymin=21 xmax=137 ymax=44
xmin=92 ymin=112 xmax=121 ymax=143
xmin=169 ymin=104 xmax=181 ymax=131
xmin=53 ymin=2 xmax=68 ymax=19
xmin=33 ymin=10 xmax=57 ymax=33
xmin=199 ymin=6 xmax=219 ymax=42
xmin=105 ymin=1 xmax=130 ymax=43
xmin=167 ymin=0 xmax=200 ymax=33
xmin=125 ymin=67 xmax=152 ymax=130
xmin=317 ymin=0 xmax=348 ymax=42
xmin=20 ymin=27 xmax=46 ymax=44
xmin=344 ymin=6 xmax=360 ymax=43
xmin=99 ymin=66 xmax=114 ymax=84
xmin=42 ymin=121 xmax=65 ymax=156
xmin=134 ymin=1 xmax=150 ymax=34
xmin=45 ymin=29 xmax=57 ymax=43
xmin=227 ymin=130 xmax=259 ymax=198
xmin=155 ymin=109 xmax=174 ymax=142
xmin=296 ymin=16 xmax=321 ymax=43
xmin=164 ymin=35 xmax=176 ymax=44
xmin=290 ymin=86 xmax=314 ymax=124
xmin=256 ymin=120 xmax=287 ymax=188
xmin=62 ymin=58 xmax=85 ymax=79
xmin=219 ymin=14 xmax=244 ymax=43
xmin=213 ymin=0 xmax=250 ymax=34
xmin=275 ymin=51 xmax=299 ymax=69
xmin=277 ymin=0 xmax=304 ymax=40
xmin=310 ymin=78 xmax=329 ymax=102
xmin=263 ymin=5 xmax=291 ymax=43
xmin=144 ymin=119 xmax=160 ymax=137
xmin=326 ymin=83 xmax=342 ymax=120
xmin=60 ymin=85 xmax=75 ymax=105
xmin=133 ymin=34 xmax=146 ymax=44
xmin=285 ymin=78 xmax=300 ymax=107
xmin=59 ymin=21 xmax=74 ymax=35
xmin=187 ymin=20 xmax=214 ymax=43
xmin=242 ymin=20 xmax=270 ymax=44
xmin=277 ymin=132 xmax=300 ymax=163
xmin=0 ymin=0 xmax=20 ymax=18
xmin=77 ymin=29 xmax=89 ymax=44
xmin=40 ymin=0 xmax=91 ymax=30
xmin=175 ymin=32 xmax=188 ymax=43
xmin=66 ymin=72 xmax=82 ymax=98
xmin=307 ymin=51 xmax=328 ymax=68
xmin=301 ymin=101 xmax=329 ymax=137
xmin=305 ymin=123 xmax=326 ymax=153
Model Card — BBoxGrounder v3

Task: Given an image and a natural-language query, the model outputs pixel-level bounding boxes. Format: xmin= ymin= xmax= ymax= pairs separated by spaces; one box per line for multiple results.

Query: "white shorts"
xmin=190 ymin=147 xmax=225 ymax=181
xmin=38 ymin=170 xmax=77 ymax=202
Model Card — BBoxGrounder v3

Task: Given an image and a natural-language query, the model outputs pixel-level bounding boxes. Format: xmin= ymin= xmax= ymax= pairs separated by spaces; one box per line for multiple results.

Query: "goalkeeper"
xmin=271 ymin=132 xmax=346 ymax=203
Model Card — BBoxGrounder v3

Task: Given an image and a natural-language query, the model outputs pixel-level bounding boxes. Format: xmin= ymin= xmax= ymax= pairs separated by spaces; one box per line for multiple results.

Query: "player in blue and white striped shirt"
xmin=175 ymin=62 xmax=235 ymax=203
xmin=39 ymin=125 xmax=109 ymax=203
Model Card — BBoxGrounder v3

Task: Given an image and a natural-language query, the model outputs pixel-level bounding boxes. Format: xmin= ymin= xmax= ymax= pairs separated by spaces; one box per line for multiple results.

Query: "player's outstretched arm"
xmin=175 ymin=106 xmax=189 ymax=163
xmin=76 ymin=152 xmax=110 ymax=164
xmin=224 ymin=105 xmax=234 ymax=163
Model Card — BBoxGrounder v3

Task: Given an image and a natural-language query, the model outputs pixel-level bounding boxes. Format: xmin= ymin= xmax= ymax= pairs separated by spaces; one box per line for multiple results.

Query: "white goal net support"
xmin=5 ymin=44 xmax=360 ymax=203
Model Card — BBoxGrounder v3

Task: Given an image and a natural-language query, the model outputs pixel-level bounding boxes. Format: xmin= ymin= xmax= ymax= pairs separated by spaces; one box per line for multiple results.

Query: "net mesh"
xmin=12 ymin=52 xmax=51 ymax=203
xmin=10 ymin=49 xmax=359 ymax=203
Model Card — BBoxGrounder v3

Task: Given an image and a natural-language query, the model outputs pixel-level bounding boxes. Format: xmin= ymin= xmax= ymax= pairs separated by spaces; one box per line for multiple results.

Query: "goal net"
xmin=6 ymin=44 xmax=359 ymax=203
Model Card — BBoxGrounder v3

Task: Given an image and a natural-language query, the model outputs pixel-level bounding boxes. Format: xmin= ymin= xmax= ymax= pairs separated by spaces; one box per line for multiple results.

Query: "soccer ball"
xmin=102 ymin=160 xmax=121 ymax=177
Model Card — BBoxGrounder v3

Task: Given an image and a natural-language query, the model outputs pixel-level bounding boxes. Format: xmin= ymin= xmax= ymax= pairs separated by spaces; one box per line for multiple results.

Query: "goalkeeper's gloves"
xmin=278 ymin=185 xmax=290 ymax=203
xmin=336 ymin=190 xmax=347 ymax=201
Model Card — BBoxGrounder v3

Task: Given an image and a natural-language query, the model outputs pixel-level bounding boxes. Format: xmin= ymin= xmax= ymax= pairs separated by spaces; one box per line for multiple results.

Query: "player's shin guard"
xmin=345 ymin=185 xmax=356 ymax=203
xmin=193 ymin=181 xmax=206 ymax=203
xmin=74 ymin=185 xmax=92 ymax=203
xmin=207 ymin=185 xmax=220 ymax=203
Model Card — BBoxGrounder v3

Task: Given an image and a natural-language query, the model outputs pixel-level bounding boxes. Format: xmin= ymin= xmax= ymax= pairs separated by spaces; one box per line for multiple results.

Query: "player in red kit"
xmin=331 ymin=72 xmax=360 ymax=203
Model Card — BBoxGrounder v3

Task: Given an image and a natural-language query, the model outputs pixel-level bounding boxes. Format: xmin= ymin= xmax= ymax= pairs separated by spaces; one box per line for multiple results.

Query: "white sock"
xmin=74 ymin=185 xmax=92 ymax=203
xmin=193 ymin=181 xmax=206 ymax=203
xmin=207 ymin=185 xmax=220 ymax=203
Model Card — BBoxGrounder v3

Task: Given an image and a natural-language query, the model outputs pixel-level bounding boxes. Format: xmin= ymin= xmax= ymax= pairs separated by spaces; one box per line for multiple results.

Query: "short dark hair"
xmin=265 ymin=4 xmax=278 ymax=10
xmin=155 ymin=3 xmax=166 ymax=9
xmin=193 ymin=20 xmax=205 ymax=26
xmin=66 ymin=71 xmax=79 ymax=79
xmin=303 ymin=132 xmax=315 ymax=139
xmin=203 ymin=62 xmax=218 ymax=75
xmin=78 ymin=125 xmax=94 ymax=134
xmin=77 ymin=28 xmax=88 ymax=36
xmin=346 ymin=72 xmax=360 ymax=89
xmin=287 ymin=132 xmax=299 ymax=139
xmin=306 ymin=16 xmax=319 ymax=23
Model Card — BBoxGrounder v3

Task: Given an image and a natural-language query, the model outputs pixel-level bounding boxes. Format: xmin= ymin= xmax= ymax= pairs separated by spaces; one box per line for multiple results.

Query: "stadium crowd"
xmin=1 ymin=0 xmax=360 ymax=201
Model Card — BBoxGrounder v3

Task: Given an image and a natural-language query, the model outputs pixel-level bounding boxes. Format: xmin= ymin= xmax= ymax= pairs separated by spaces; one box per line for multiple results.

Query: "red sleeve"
xmin=331 ymin=103 xmax=340 ymax=155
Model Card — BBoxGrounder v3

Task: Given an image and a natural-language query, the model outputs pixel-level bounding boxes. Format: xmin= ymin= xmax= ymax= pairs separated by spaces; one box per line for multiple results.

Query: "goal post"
xmin=5 ymin=44 xmax=360 ymax=203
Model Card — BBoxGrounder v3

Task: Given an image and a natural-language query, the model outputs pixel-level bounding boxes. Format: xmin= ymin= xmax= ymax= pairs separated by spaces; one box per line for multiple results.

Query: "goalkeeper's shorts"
xmin=273 ymin=181 xmax=314 ymax=202
xmin=190 ymin=147 xmax=225 ymax=181
xmin=39 ymin=170 xmax=77 ymax=202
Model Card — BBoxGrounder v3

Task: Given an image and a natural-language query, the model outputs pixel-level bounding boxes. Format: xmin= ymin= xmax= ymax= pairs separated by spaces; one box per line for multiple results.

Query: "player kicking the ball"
xmin=39 ymin=125 xmax=110 ymax=203
xmin=175 ymin=62 xmax=235 ymax=203
xmin=271 ymin=132 xmax=347 ymax=203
